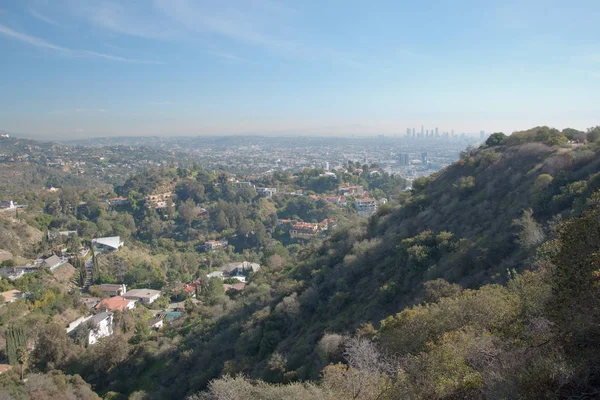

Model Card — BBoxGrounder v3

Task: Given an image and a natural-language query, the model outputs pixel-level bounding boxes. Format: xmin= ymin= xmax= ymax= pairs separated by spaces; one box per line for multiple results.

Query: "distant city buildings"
xmin=399 ymin=153 xmax=410 ymax=166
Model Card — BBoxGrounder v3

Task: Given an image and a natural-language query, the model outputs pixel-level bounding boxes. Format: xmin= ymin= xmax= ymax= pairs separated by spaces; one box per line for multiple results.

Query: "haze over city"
xmin=1 ymin=0 xmax=600 ymax=139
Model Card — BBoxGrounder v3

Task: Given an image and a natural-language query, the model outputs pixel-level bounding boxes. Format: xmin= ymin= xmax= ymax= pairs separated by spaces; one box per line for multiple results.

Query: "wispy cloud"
xmin=207 ymin=51 xmax=253 ymax=64
xmin=29 ymin=8 xmax=59 ymax=26
xmin=0 ymin=23 xmax=161 ymax=64
xmin=48 ymin=108 xmax=108 ymax=115
xmin=150 ymin=101 xmax=172 ymax=106
xmin=154 ymin=0 xmax=297 ymax=53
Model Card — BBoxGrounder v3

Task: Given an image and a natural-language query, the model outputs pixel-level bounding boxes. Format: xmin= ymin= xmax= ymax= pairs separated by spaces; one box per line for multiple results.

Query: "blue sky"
xmin=1 ymin=0 xmax=599 ymax=139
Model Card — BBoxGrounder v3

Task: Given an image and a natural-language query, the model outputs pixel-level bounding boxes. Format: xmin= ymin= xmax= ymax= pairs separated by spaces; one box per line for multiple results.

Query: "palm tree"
xmin=17 ymin=346 xmax=28 ymax=381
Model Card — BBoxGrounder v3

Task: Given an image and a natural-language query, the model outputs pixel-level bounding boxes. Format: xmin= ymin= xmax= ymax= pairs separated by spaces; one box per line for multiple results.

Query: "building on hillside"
xmin=184 ymin=280 xmax=201 ymax=297
xmin=339 ymin=186 xmax=364 ymax=197
xmin=219 ymin=261 xmax=261 ymax=276
xmin=95 ymin=296 xmax=136 ymax=312
xmin=147 ymin=318 xmax=164 ymax=330
xmin=290 ymin=222 xmax=320 ymax=240
xmin=223 ymin=282 xmax=246 ymax=292
xmin=43 ymin=255 xmax=65 ymax=270
xmin=206 ymin=271 xmax=224 ymax=280
xmin=47 ymin=230 xmax=77 ymax=240
xmin=97 ymin=283 xmax=127 ymax=297
xmin=92 ymin=236 xmax=123 ymax=251
xmin=108 ymin=197 xmax=129 ymax=206
xmin=256 ymin=187 xmax=277 ymax=197
xmin=354 ymin=197 xmax=378 ymax=217
xmin=123 ymin=288 xmax=161 ymax=304
xmin=0 ymin=268 xmax=24 ymax=280
xmin=232 ymin=181 xmax=254 ymax=189
xmin=66 ymin=315 xmax=93 ymax=334
xmin=324 ymin=196 xmax=348 ymax=207
xmin=0 ymin=200 xmax=15 ymax=210
xmin=88 ymin=312 xmax=114 ymax=345
xmin=202 ymin=239 xmax=228 ymax=252
xmin=0 ymin=289 xmax=24 ymax=304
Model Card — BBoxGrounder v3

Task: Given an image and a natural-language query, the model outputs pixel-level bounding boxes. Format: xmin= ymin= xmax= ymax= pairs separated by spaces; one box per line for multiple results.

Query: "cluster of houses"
xmin=70 ymin=283 xmax=163 ymax=344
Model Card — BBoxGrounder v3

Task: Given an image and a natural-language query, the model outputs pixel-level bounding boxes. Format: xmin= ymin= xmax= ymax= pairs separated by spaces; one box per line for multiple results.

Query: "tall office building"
xmin=420 ymin=152 xmax=428 ymax=164
xmin=435 ymin=127 xmax=439 ymax=136
xmin=412 ymin=128 xmax=416 ymax=136
xmin=399 ymin=153 xmax=409 ymax=166
xmin=421 ymin=125 xmax=424 ymax=136
xmin=406 ymin=128 xmax=411 ymax=137
xmin=480 ymin=130 xmax=486 ymax=140
xmin=323 ymin=161 xmax=330 ymax=171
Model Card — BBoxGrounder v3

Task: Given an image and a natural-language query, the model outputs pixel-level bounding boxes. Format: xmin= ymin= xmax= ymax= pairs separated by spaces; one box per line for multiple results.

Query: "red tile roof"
xmin=95 ymin=296 xmax=135 ymax=312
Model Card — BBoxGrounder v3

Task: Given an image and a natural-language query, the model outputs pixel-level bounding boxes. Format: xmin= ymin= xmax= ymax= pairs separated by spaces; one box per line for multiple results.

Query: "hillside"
xmin=0 ymin=210 xmax=44 ymax=257
xmin=91 ymin=128 xmax=600 ymax=398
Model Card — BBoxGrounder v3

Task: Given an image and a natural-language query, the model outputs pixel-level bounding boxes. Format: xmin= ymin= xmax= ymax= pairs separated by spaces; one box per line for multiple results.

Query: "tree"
xmin=179 ymin=199 xmax=196 ymax=227
xmin=512 ymin=209 xmax=544 ymax=250
xmin=132 ymin=321 xmax=151 ymax=344
xmin=32 ymin=323 xmax=74 ymax=370
xmin=6 ymin=325 xmax=26 ymax=366
xmin=17 ymin=346 xmax=28 ymax=381
xmin=587 ymin=126 xmax=600 ymax=143
xmin=202 ymin=277 xmax=225 ymax=305
xmin=486 ymin=132 xmax=507 ymax=146
xmin=215 ymin=210 xmax=229 ymax=231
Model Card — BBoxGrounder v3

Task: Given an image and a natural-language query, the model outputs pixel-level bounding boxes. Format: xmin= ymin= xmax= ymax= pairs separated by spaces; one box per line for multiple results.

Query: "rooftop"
xmin=95 ymin=296 xmax=135 ymax=311
xmin=0 ymin=289 xmax=22 ymax=303
xmin=123 ymin=288 xmax=160 ymax=298
xmin=92 ymin=236 xmax=123 ymax=249
xmin=91 ymin=311 xmax=113 ymax=324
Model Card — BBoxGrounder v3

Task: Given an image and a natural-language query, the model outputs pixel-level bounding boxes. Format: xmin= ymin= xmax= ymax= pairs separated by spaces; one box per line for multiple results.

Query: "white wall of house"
xmin=88 ymin=315 xmax=113 ymax=345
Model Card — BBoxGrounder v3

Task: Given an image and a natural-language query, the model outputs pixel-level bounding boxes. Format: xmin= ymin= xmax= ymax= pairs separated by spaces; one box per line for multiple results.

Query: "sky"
xmin=1 ymin=0 xmax=600 ymax=139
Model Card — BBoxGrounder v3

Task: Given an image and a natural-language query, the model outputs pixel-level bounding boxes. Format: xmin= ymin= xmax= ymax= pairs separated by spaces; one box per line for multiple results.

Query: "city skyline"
xmin=1 ymin=0 xmax=600 ymax=139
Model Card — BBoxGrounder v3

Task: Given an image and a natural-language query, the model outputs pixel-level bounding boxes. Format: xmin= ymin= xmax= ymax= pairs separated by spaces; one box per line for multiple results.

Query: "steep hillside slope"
xmin=73 ymin=130 xmax=600 ymax=399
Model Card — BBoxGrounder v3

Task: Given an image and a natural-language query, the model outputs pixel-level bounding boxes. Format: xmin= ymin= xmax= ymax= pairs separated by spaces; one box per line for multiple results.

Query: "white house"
xmin=0 ymin=268 xmax=25 ymax=280
xmin=0 ymin=201 xmax=15 ymax=210
xmin=92 ymin=236 xmax=124 ymax=251
xmin=43 ymin=255 xmax=65 ymax=270
xmin=206 ymin=271 xmax=224 ymax=280
xmin=88 ymin=312 xmax=114 ymax=345
xmin=147 ymin=318 xmax=164 ymax=330
xmin=66 ymin=315 xmax=93 ymax=334
xmin=123 ymin=288 xmax=161 ymax=305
